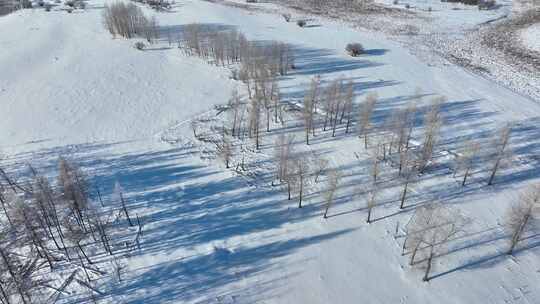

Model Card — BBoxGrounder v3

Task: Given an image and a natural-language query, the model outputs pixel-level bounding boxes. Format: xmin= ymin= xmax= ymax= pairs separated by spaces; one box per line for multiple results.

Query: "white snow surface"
xmin=521 ymin=23 xmax=540 ymax=53
xmin=1 ymin=0 xmax=540 ymax=303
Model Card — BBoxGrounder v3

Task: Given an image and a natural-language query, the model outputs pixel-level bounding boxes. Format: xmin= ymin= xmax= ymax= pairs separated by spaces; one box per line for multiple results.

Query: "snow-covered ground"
xmin=1 ymin=0 xmax=540 ymax=303
xmin=521 ymin=23 xmax=540 ymax=52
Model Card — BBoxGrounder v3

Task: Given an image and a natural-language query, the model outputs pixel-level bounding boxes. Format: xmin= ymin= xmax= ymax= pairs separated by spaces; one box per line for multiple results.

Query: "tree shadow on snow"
xmin=3 ymin=141 xmax=355 ymax=303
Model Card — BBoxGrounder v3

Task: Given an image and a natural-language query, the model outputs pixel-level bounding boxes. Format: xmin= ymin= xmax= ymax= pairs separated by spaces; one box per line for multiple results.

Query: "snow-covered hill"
xmin=0 ymin=0 xmax=539 ymax=303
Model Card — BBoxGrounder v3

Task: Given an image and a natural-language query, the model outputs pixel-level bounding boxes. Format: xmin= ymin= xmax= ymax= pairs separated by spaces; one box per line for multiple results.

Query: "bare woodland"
xmin=176 ymin=24 xmax=531 ymax=280
xmin=0 ymin=159 xmax=141 ymax=303
xmin=0 ymin=5 xmax=532 ymax=302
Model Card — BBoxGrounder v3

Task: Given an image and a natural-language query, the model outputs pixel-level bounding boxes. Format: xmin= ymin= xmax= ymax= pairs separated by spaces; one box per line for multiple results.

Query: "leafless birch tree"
xmin=323 ymin=168 xmax=341 ymax=219
xmin=488 ymin=123 xmax=512 ymax=185
xmin=357 ymin=93 xmax=378 ymax=148
xmin=455 ymin=140 xmax=480 ymax=186
xmin=292 ymin=157 xmax=310 ymax=208
xmin=404 ymin=202 xmax=467 ymax=281
xmin=418 ymin=97 xmax=444 ymax=173
xmin=505 ymin=184 xmax=540 ymax=254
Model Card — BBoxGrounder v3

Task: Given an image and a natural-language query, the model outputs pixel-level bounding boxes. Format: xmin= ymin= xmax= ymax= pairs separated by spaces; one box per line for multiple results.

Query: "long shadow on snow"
xmin=117 ymin=229 xmax=354 ymax=304
xmin=6 ymin=141 xmax=353 ymax=302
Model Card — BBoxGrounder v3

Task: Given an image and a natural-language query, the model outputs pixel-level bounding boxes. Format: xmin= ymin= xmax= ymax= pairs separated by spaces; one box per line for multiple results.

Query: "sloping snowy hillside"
xmin=0 ymin=0 xmax=539 ymax=303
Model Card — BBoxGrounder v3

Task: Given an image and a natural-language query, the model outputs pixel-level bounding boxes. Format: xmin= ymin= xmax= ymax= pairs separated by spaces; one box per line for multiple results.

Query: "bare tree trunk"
xmin=0 ymin=193 xmax=12 ymax=226
xmin=298 ymin=175 xmax=303 ymax=208
xmin=400 ymin=180 xmax=409 ymax=209
xmin=423 ymin=245 xmax=435 ymax=282
xmin=462 ymin=167 xmax=471 ymax=187
xmin=78 ymin=242 xmax=93 ymax=265
xmin=96 ymin=185 xmax=104 ymax=207
xmin=0 ymin=282 xmax=10 ymax=304
xmin=488 ymin=158 xmax=501 ymax=186
xmin=508 ymin=212 xmax=530 ymax=255
xmin=119 ymin=192 xmax=133 ymax=227
xmin=0 ymin=248 xmax=28 ymax=304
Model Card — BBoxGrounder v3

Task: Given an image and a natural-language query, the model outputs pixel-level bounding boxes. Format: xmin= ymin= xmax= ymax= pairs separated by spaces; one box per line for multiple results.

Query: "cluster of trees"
xmin=180 ymin=24 xmax=295 ymax=73
xmin=181 ymin=24 xmax=248 ymax=65
xmin=272 ymin=136 xmax=331 ymax=209
xmin=0 ymin=159 xmax=137 ymax=303
xmin=102 ymin=1 xmax=159 ymax=42
xmin=187 ymin=32 xmax=296 ymax=170
xmin=285 ymin=0 xmax=375 ymax=11
xmin=400 ymin=181 xmax=540 ymax=282
xmin=176 ymin=27 xmax=531 ymax=282
xmin=0 ymin=0 xmax=20 ymax=16
xmin=301 ymin=77 xmax=356 ymax=144
xmin=211 ymin=71 xmax=514 ymax=220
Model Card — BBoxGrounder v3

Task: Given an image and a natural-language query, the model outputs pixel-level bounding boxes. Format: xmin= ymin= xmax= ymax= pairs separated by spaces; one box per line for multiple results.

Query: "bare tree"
xmin=366 ymin=183 xmax=378 ymax=224
xmin=303 ymin=76 xmax=321 ymax=142
xmin=400 ymin=162 xmax=417 ymax=209
xmin=357 ymin=93 xmax=378 ymax=148
xmin=228 ymin=88 xmax=243 ymax=137
xmin=331 ymin=79 xmax=343 ymax=137
xmin=114 ymin=181 xmax=133 ymax=226
xmin=343 ymin=81 xmax=355 ymax=133
xmin=488 ymin=123 xmax=512 ymax=185
xmin=274 ymin=134 xmax=294 ymax=185
xmin=322 ymin=81 xmax=337 ymax=132
xmin=505 ymin=184 xmax=540 ymax=255
xmin=323 ymin=168 xmax=341 ymax=219
xmin=303 ymin=93 xmax=314 ymax=145
xmin=404 ymin=202 xmax=467 ymax=281
xmin=314 ymin=156 xmax=329 ymax=183
xmin=418 ymin=97 xmax=444 ymax=173
xmin=455 ymin=139 xmax=480 ymax=186
xmin=370 ymin=148 xmax=381 ymax=183
xmin=404 ymin=100 xmax=418 ymax=150
xmin=217 ymin=134 xmax=233 ymax=169
xmin=292 ymin=157 xmax=310 ymax=208
xmin=249 ymin=95 xmax=263 ymax=150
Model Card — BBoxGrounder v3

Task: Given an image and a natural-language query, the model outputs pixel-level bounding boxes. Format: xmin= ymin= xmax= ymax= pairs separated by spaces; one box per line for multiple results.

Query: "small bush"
xmin=45 ymin=4 xmax=52 ymax=11
xmin=283 ymin=13 xmax=291 ymax=22
xmin=38 ymin=1 xmax=45 ymax=7
xmin=65 ymin=0 xmax=75 ymax=7
xmin=134 ymin=42 xmax=146 ymax=50
xmin=67 ymin=7 xmax=73 ymax=13
xmin=346 ymin=43 xmax=364 ymax=57
xmin=405 ymin=3 xmax=410 ymax=9
xmin=393 ymin=0 xmax=398 ymax=4
xmin=297 ymin=19 xmax=306 ymax=27
xmin=428 ymin=6 xmax=432 ymax=11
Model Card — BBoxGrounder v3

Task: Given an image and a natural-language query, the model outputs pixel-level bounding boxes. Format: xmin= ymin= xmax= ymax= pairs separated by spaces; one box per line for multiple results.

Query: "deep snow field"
xmin=1 ymin=0 xmax=540 ymax=303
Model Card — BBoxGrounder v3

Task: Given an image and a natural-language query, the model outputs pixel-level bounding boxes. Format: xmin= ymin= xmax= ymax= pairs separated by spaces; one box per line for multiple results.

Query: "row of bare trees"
xmin=102 ymin=2 xmax=159 ymax=42
xmin=301 ymin=77 xmax=356 ymax=144
xmin=180 ymin=24 xmax=295 ymax=74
